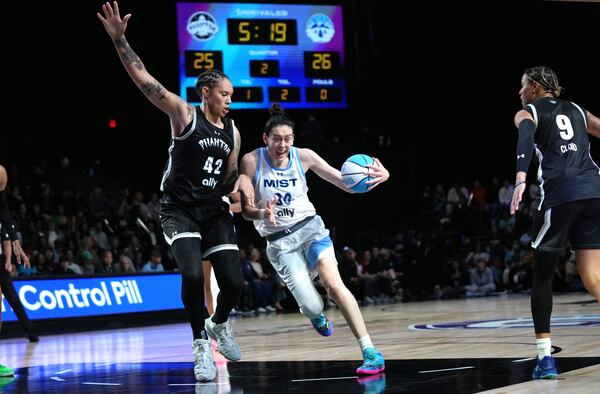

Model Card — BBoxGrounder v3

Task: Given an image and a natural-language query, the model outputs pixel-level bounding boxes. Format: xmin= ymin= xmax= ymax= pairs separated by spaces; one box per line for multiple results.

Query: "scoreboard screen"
xmin=177 ymin=2 xmax=346 ymax=109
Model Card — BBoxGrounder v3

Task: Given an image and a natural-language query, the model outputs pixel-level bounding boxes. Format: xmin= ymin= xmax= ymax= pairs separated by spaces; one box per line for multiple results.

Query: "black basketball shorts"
xmin=531 ymin=198 xmax=600 ymax=253
xmin=158 ymin=202 xmax=238 ymax=259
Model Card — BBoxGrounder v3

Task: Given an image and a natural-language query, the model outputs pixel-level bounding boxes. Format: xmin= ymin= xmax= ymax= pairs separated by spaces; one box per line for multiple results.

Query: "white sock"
xmin=536 ymin=338 xmax=552 ymax=360
xmin=358 ymin=335 xmax=374 ymax=353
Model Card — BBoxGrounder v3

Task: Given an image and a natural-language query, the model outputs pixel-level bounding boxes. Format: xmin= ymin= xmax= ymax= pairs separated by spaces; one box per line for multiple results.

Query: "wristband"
xmin=258 ymin=209 xmax=266 ymax=219
xmin=514 ymin=181 xmax=526 ymax=188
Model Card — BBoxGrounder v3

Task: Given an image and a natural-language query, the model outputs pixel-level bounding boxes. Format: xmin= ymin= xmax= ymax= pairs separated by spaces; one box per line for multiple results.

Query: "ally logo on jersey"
xmin=262 ymin=177 xmax=297 ymax=217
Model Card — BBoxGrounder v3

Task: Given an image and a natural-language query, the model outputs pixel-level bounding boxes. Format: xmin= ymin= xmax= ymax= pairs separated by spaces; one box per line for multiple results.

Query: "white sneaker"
xmin=195 ymin=382 xmax=218 ymax=394
xmin=256 ymin=307 xmax=267 ymax=313
xmin=205 ymin=316 xmax=241 ymax=361
xmin=192 ymin=339 xmax=216 ymax=381
xmin=265 ymin=305 xmax=277 ymax=312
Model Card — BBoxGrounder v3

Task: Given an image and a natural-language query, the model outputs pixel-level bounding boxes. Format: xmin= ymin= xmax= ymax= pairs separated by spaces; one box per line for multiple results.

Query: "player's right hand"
xmin=97 ymin=1 xmax=131 ymax=40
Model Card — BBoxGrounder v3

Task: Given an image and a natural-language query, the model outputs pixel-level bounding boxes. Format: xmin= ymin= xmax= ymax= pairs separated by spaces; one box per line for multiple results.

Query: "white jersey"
xmin=253 ymin=147 xmax=316 ymax=237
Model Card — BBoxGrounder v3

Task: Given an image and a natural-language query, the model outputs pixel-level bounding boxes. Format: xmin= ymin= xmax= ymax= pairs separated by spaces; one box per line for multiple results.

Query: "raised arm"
xmin=97 ymin=1 xmax=193 ymax=135
xmin=587 ymin=111 xmax=600 ymax=139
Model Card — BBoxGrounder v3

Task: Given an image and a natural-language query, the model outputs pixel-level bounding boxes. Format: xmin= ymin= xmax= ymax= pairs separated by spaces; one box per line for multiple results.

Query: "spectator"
xmin=98 ymin=249 xmax=115 ymax=273
xmin=118 ymin=254 xmax=137 ymax=274
xmin=142 ymin=249 xmax=164 ymax=272
xmin=465 ymin=259 xmax=496 ymax=296
xmin=434 ymin=258 xmax=468 ymax=299
xmin=90 ymin=221 xmax=110 ymax=250
xmin=54 ymin=255 xmax=81 ymax=275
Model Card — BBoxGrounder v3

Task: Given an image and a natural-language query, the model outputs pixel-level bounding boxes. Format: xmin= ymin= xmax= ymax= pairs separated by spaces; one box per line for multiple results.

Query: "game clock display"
xmin=177 ymin=2 xmax=346 ymax=109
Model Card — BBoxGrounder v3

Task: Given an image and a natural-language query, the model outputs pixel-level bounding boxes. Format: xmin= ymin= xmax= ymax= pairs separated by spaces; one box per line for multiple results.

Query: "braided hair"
xmin=264 ymin=104 xmax=295 ymax=135
xmin=524 ymin=66 xmax=563 ymax=97
xmin=195 ymin=69 xmax=229 ymax=101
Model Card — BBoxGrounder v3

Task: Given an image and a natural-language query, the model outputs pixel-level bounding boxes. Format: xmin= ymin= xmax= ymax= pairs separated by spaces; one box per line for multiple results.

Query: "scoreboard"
xmin=177 ymin=2 xmax=347 ymax=109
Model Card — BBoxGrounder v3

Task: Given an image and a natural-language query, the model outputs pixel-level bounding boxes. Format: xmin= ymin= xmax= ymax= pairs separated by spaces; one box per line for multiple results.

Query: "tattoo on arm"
xmin=114 ymin=37 xmax=144 ymax=71
xmin=140 ymin=80 xmax=167 ymax=100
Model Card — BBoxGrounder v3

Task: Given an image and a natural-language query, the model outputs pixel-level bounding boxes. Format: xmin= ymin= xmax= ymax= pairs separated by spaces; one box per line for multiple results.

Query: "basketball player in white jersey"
xmin=239 ymin=104 xmax=389 ymax=375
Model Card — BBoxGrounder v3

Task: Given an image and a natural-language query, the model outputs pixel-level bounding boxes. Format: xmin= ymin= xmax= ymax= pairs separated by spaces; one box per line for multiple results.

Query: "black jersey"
xmin=160 ymin=106 xmax=235 ymax=205
xmin=525 ymin=97 xmax=600 ymax=210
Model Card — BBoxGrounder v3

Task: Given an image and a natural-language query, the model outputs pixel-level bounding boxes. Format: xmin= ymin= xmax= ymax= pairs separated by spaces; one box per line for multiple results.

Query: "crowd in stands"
xmin=2 ymin=159 xmax=584 ymax=315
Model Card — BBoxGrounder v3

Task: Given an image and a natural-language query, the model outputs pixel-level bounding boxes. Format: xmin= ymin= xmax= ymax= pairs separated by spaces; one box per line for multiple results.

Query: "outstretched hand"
xmin=263 ymin=195 xmax=278 ymax=225
xmin=365 ymin=158 xmax=390 ymax=190
xmin=97 ymin=1 xmax=131 ymax=40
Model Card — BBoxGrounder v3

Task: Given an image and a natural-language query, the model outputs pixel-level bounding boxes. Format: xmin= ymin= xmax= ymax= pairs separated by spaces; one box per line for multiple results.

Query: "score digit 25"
xmin=184 ymin=51 xmax=224 ymax=76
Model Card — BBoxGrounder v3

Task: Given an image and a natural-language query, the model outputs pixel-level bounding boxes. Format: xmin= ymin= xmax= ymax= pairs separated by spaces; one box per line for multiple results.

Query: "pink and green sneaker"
xmin=357 ymin=348 xmax=385 ymax=375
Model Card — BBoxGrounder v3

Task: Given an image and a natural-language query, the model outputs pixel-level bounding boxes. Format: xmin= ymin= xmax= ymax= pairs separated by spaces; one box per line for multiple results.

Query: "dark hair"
xmin=195 ymin=69 xmax=229 ymax=101
xmin=151 ymin=248 xmax=162 ymax=257
xmin=524 ymin=66 xmax=562 ymax=97
xmin=264 ymin=104 xmax=295 ymax=135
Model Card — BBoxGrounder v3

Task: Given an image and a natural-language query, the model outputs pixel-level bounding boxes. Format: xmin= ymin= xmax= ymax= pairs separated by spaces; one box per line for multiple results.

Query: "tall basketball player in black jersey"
xmin=510 ymin=66 xmax=600 ymax=380
xmin=98 ymin=2 xmax=254 ymax=381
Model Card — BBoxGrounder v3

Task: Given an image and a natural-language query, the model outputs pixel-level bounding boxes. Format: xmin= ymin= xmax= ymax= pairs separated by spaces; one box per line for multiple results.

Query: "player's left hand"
xmin=12 ymin=240 xmax=30 ymax=267
xmin=233 ymin=174 xmax=255 ymax=207
xmin=365 ymin=158 xmax=390 ymax=190
xmin=510 ymin=183 xmax=526 ymax=215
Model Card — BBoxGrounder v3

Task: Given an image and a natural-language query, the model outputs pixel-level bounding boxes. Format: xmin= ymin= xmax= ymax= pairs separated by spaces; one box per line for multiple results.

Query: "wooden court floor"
xmin=2 ymin=292 xmax=599 ymax=393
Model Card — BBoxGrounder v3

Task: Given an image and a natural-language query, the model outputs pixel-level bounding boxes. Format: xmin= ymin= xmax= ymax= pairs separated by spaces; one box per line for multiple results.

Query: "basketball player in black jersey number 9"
xmin=98 ymin=2 xmax=254 ymax=382
xmin=510 ymin=66 xmax=600 ymax=380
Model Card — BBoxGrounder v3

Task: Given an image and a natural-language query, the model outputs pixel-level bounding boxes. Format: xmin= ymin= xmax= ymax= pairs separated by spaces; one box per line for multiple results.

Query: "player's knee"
xmin=299 ymin=295 xmax=324 ymax=317
xmin=228 ymin=274 xmax=244 ymax=297
xmin=581 ymin=270 xmax=600 ymax=293
xmin=212 ymin=250 xmax=244 ymax=295
xmin=180 ymin=266 xmax=203 ymax=284
xmin=325 ymin=282 xmax=347 ymax=301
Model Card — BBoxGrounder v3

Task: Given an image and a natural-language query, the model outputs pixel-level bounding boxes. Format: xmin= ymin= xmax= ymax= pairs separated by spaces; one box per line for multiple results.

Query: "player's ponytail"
xmin=264 ymin=103 xmax=294 ymax=135
xmin=524 ymin=66 xmax=563 ymax=97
